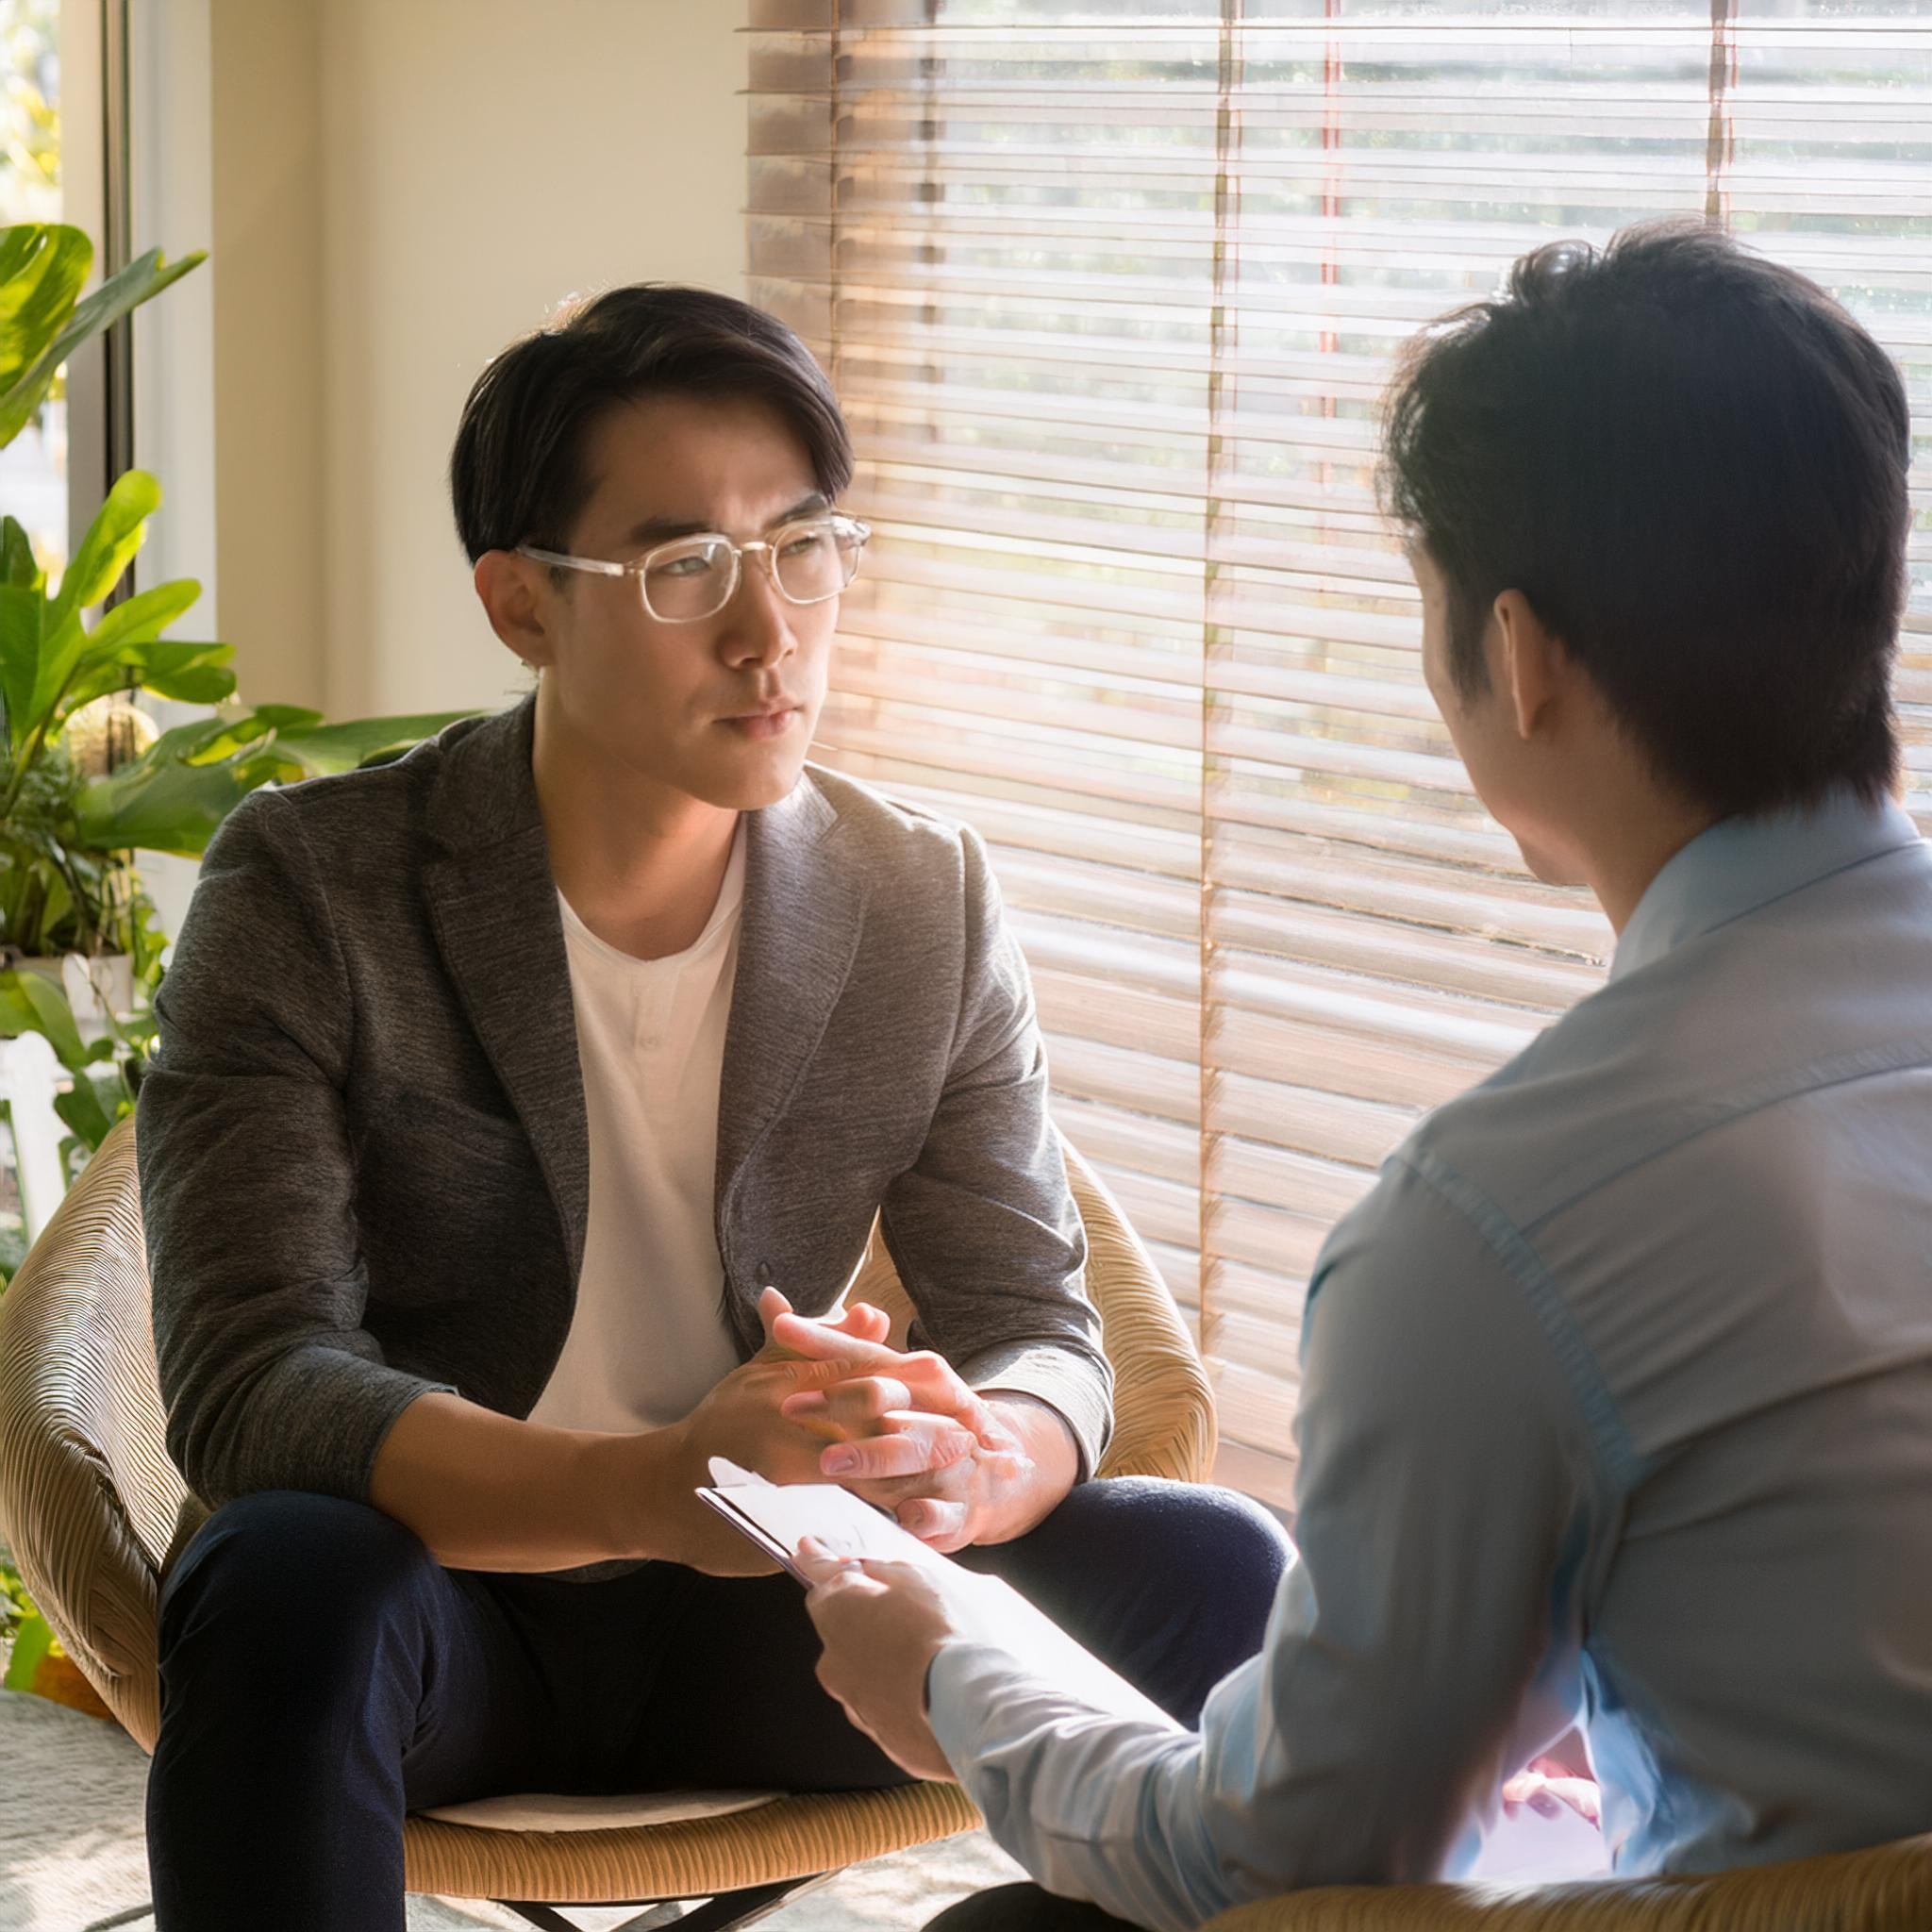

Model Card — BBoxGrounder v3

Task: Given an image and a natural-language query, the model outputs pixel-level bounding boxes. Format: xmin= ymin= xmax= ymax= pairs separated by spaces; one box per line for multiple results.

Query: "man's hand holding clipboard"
xmin=696 ymin=1457 xmax=1176 ymax=1781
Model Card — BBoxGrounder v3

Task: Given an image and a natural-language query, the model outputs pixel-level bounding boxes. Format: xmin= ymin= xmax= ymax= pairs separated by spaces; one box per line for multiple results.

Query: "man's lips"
xmin=720 ymin=703 xmax=802 ymax=740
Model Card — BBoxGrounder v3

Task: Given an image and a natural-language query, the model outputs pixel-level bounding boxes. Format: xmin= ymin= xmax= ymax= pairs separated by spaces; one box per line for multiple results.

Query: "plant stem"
xmin=1 ymin=657 xmax=91 ymax=824
xmin=0 ymin=726 xmax=45 ymax=825
xmin=49 ymin=841 xmax=96 ymax=954
xmin=11 ymin=868 xmax=44 ymax=956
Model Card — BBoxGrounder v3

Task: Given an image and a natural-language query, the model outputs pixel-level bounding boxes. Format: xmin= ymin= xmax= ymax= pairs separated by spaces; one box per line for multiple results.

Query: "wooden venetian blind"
xmin=746 ymin=1 xmax=1932 ymax=1510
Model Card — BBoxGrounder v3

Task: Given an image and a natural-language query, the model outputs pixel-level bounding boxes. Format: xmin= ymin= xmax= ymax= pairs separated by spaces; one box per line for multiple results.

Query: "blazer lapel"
xmin=715 ymin=773 xmax=868 ymax=1343
xmin=422 ymin=699 xmax=591 ymax=1278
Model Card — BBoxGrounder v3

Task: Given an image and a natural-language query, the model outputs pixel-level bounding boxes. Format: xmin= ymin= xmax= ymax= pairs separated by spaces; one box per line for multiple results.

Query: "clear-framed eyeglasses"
xmin=517 ymin=512 xmax=870 ymax=625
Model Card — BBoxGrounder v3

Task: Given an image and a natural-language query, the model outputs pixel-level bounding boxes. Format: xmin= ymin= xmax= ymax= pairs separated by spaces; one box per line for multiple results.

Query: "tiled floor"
xmin=0 ymin=1690 xmax=1026 ymax=1931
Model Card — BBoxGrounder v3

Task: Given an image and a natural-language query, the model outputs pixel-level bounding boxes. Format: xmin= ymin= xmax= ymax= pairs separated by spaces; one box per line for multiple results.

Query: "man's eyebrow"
xmin=620 ymin=514 xmax=711 ymax=547
xmin=619 ymin=492 xmax=830 ymax=550
xmin=774 ymin=491 xmax=830 ymax=525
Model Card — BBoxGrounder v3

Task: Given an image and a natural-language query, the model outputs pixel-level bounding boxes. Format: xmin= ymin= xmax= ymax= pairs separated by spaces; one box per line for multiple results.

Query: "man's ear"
xmin=1491 ymin=589 xmax=1563 ymax=743
xmin=475 ymin=550 xmax=558 ymax=671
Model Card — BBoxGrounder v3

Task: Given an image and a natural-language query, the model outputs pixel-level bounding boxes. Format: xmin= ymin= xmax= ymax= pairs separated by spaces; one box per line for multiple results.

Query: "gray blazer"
xmin=137 ymin=698 xmax=1109 ymax=1514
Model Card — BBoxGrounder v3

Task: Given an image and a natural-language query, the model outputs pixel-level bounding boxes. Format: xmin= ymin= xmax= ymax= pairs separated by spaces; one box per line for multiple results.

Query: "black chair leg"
xmin=499 ymin=1872 xmax=831 ymax=1932
xmin=670 ymin=1876 xmax=832 ymax=1930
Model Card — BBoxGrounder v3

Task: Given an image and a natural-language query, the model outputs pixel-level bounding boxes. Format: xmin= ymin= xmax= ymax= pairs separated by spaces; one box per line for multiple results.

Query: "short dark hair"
xmin=1381 ymin=219 xmax=1910 ymax=818
xmin=449 ymin=284 xmax=853 ymax=566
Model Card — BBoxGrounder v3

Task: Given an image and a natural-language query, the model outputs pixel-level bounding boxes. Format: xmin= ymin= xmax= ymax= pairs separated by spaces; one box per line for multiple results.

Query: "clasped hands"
xmin=670 ymin=1286 xmax=1054 ymax=1562
xmin=660 ymin=1287 xmax=1058 ymax=1777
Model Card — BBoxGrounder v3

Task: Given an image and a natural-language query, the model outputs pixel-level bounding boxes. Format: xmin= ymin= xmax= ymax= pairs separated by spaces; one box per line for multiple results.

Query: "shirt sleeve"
xmin=926 ymin=1157 xmax=1611 ymax=1928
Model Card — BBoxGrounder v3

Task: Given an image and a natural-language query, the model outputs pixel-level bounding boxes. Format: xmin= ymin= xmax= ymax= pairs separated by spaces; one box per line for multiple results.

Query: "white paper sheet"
xmin=697 ymin=1460 xmax=1178 ymax=1731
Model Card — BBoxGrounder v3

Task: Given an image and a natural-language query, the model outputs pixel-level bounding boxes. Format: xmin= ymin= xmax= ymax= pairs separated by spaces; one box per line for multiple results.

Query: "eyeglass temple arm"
xmin=515 ymin=545 xmax=627 ymax=577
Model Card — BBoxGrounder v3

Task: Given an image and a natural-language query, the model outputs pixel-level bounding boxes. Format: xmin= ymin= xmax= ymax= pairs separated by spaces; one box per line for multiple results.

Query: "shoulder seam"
xmin=1511 ymin=1036 xmax=1932 ymax=1237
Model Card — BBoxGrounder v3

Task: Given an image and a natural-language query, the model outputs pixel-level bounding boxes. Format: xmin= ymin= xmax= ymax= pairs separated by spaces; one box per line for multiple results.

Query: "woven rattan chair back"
xmin=1200 ymin=1825 xmax=1932 ymax=1931
xmin=0 ymin=1121 xmax=181 ymax=1746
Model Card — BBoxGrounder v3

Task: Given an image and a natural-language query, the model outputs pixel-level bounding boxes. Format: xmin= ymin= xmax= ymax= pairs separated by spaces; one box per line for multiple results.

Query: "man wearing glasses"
xmin=134 ymin=284 xmax=1287 ymax=1930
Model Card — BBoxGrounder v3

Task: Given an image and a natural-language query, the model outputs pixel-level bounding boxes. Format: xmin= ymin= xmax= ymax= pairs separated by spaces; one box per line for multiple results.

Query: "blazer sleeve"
xmin=878 ymin=822 xmax=1113 ymax=1476
xmin=136 ymin=789 xmax=455 ymax=1508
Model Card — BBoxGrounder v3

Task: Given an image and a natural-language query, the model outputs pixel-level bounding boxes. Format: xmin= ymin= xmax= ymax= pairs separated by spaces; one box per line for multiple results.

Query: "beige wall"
xmin=210 ymin=0 xmax=324 ymax=706
xmin=210 ymin=0 xmax=749 ymax=721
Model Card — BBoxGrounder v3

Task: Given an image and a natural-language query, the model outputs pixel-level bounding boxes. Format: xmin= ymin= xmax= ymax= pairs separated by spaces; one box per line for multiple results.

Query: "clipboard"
xmin=694 ymin=1457 xmax=1178 ymax=1729
xmin=696 ymin=1456 xmax=952 ymax=1583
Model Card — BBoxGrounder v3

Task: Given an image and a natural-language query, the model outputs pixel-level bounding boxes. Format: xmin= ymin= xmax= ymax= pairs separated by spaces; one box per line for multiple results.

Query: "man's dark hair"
xmin=1381 ymin=219 xmax=1910 ymax=818
xmin=449 ymin=284 xmax=853 ymax=566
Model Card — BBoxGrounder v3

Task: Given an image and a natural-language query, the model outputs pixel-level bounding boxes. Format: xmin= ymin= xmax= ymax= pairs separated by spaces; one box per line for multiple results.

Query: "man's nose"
xmin=718 ymin=550 xmax=797 ymax=669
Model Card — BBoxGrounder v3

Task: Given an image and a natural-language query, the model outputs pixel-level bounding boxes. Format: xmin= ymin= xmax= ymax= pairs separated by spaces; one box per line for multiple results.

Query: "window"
xmin=1 ymin=0 xmax=65 ymax=575
xmin=748 ymin=1 xmax=1932 ymax=1507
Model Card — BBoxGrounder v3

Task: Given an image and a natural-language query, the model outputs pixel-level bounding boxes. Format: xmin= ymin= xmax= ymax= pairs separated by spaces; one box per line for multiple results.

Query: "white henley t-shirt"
xmin=527 ymin=823 xmax=749 ymax=1435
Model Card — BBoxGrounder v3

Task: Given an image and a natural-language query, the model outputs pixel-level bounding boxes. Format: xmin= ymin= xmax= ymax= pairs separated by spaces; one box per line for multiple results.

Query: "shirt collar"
xmin=1610 ymin=790 xmax=1924 ymax=983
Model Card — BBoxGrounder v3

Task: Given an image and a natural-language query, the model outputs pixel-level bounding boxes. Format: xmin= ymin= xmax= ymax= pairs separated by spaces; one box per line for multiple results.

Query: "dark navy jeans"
xmin=929 ymin=1887 xmax=1143 ymax=1929
xmin=147 ymin=1475 xmax=1288 ymax=1930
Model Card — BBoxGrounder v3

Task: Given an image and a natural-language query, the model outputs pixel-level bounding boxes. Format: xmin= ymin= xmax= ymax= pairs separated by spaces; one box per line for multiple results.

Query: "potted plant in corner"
xmin=0 ymin=220 xmax=475 ymax=1710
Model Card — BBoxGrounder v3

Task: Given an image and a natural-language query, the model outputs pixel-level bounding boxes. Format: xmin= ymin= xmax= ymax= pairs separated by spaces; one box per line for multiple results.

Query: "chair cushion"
xmin=421 ymin=1789 xmax=783 ymax=1833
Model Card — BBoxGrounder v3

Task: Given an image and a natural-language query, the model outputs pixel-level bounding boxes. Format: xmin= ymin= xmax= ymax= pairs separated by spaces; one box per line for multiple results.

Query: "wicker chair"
xmin=1198 ymin=1829 xmax=1932 ymax=1931
xmin=0 ymin=1118 xmax=1215 ymax=1931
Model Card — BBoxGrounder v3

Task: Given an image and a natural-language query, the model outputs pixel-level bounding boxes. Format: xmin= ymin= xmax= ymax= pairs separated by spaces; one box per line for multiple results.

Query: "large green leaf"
xmin=226 ymin=703 xmax=322 ymax=736
xmin=31 ymin=868 xmax=72 ymax=948
xmin=133 ymin=658 xmax=235 ymax=705
xmin=5 ymin=473 xmax=167 ymax=748
xmin=53 ymin=1072 xmax=117 ymax=1153
xmin=0 ymin=225 xmax=89 ymax=398
xmin=132 ymin=712 xmax=262 ymax=762
xmin=79 ymin=576 xmax=200 ymax=656
xmin=47 ymin=578 xmax=208 ymax=722
xmin=0 ymin=582 xmax=43 ymax=743
xmin=72 ymin=707 xmax=475 ymax=858
xmin=60 ymin=638 xmax=235 ymax=715
xmin=273 ymin=712 xmax=473 ymax=777
xmin=74 ymin=743 xmax=294 ymax=857
xmin=48 ymin=246 xmax=202 ymax=370
xmin=2 ymin=1607 xmax=54 ymax=1692
xmin=154 ymin=709 xmax=293 ymax=767
xmin=0 ymin=242 xmax=204 ymax=450
xmin=68 ymin=710 xmax=277 ymax=798
xmin=0 ymin=516 xmax=42 ymax=591
xmin=8 ymin=608 xmax=78 ymax=755
xmin=0 ymin=966 xmax=91 ymax=1072
xmin=50 ymin=470 xmax=159 ymax=627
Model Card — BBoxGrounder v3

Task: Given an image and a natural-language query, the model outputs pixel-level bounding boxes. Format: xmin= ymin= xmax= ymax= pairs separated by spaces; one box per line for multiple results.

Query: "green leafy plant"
xmin=0 ymin=223 xmax=471 ymax=1164
xmin=0 ymin=225 xmax=203 ymax=447
xmin=0 ymin=220 xmax=474 ymax=1701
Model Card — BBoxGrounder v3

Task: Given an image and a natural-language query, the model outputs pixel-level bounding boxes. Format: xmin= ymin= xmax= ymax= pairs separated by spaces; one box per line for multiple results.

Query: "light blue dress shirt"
xmin=927 ymin=794 xmax=1932 ymax=1929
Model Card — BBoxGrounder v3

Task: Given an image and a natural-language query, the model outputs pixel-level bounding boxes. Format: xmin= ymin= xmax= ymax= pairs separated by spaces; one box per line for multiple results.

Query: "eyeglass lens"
xmin=642 ymin=520 xmax=863 ymax=622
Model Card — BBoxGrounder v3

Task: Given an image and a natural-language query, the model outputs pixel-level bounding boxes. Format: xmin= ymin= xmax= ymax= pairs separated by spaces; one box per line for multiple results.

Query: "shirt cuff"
xmin=958 ymin=1341 xmax=1110 ymax=1481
